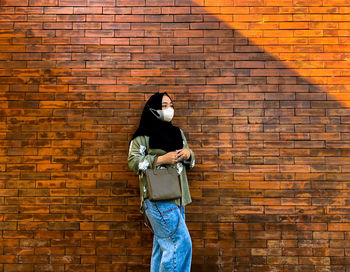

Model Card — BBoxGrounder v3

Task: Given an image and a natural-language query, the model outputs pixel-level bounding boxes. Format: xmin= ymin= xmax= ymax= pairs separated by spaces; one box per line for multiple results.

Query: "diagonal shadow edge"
xmin=187 ymin=0 xmax=350 ymax=110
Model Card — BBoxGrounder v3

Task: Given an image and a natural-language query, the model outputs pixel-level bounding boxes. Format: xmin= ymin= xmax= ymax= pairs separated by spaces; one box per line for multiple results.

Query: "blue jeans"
xmin=143 ymin=198 xmax=192 ymax=272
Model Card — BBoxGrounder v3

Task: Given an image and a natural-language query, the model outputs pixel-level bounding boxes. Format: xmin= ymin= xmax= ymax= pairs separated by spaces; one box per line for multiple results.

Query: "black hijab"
xmin=131 ymin=92 xmax=183 ymax=152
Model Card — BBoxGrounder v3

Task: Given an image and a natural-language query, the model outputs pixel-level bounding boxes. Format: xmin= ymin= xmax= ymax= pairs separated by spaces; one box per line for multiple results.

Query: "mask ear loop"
xmin=148 ymin=105 xmax=163 ymax=120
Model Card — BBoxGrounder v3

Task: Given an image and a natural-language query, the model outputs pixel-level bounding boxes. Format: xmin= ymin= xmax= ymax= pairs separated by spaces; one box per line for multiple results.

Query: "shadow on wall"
xmin=163 ymin=2 xmax=348 ymax=271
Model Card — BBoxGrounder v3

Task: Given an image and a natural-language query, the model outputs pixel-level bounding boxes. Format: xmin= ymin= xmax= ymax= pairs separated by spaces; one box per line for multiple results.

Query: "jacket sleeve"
xmin=127 ymin=136 xmax=157 ymax=175
xmin=180 ymin=129 xmax=195 ymax=170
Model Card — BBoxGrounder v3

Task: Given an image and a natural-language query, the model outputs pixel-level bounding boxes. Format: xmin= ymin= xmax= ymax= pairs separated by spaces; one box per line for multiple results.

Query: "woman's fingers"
xmin=158 ymin=151 xmax=184 ymax=165
xmin=167 ymin=151 xmax=177 ymax=164
xmin=162 ymin=149 xmax=189 ymax=164
xmin=175 ymin=150 xmax=183 ymax=161
xmin=174 ymin=149 xmax=189 ymax=162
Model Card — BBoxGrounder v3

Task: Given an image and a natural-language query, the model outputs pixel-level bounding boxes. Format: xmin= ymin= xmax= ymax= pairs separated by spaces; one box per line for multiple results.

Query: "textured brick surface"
xmin=1 ymin=0 xmax=350 ymax=271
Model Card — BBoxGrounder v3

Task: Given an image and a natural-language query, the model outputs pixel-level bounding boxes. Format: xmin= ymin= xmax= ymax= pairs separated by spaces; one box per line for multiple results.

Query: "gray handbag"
xmin=144 ymin=167 xmax=182 ymax=201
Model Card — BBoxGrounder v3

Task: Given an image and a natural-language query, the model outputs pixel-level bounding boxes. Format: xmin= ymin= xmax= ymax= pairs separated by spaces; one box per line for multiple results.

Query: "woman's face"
xmin=162 ymin=95 xmax=173 ymax=110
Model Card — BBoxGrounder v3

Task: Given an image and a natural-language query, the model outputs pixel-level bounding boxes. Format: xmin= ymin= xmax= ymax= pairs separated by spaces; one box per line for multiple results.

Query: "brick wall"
xmin=1 ymin=0 xmax=350 ymax=271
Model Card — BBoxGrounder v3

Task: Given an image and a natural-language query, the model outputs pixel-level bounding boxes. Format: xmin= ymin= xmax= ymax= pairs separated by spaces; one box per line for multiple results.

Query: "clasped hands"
xmin=155 ymin=149 xmax=190 ymax=166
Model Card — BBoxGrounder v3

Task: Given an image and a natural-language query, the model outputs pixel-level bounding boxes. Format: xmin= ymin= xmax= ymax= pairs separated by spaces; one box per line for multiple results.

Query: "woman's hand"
xmin=175 ymin=149 xmax=190 ymax=162
xmin=155 ymin=151 xmax=178 ymax=165
xmin=155 ymin=149 xmax=191 ymax=166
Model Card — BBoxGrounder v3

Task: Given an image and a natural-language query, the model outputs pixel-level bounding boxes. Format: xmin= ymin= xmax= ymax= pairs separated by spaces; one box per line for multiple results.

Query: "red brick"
xmin=0 ymin=0 xmax=350 ymax=270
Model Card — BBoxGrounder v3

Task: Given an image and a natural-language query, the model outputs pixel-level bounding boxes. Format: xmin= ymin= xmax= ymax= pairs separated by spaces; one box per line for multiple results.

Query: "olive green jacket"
xmin=127 ymin=129 xmax=195 ymax=213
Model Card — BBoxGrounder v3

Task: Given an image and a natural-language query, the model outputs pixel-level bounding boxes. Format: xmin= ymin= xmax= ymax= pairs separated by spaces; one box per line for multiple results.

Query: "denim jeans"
xmin=143 ymin=198 xmax=192 ymax=272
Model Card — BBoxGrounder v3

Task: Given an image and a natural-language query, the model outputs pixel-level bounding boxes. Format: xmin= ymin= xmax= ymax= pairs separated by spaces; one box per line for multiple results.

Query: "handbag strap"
xmin=141 ymin=147 xmax=181 ymax=238
xmin=142 ymin=205 xmax=181 ymax=239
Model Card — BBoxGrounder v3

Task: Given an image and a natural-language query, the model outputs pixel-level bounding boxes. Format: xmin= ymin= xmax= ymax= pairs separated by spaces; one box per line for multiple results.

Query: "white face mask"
xmin=162 ymin=107 xmax=174 ymax=122
xmin=150 ymin=107 xmax=174 ymax=122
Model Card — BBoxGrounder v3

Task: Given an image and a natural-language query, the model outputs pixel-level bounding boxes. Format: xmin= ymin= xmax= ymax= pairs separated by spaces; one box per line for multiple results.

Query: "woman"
xmin=128 ymin=92 xmax=195 ymax=272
